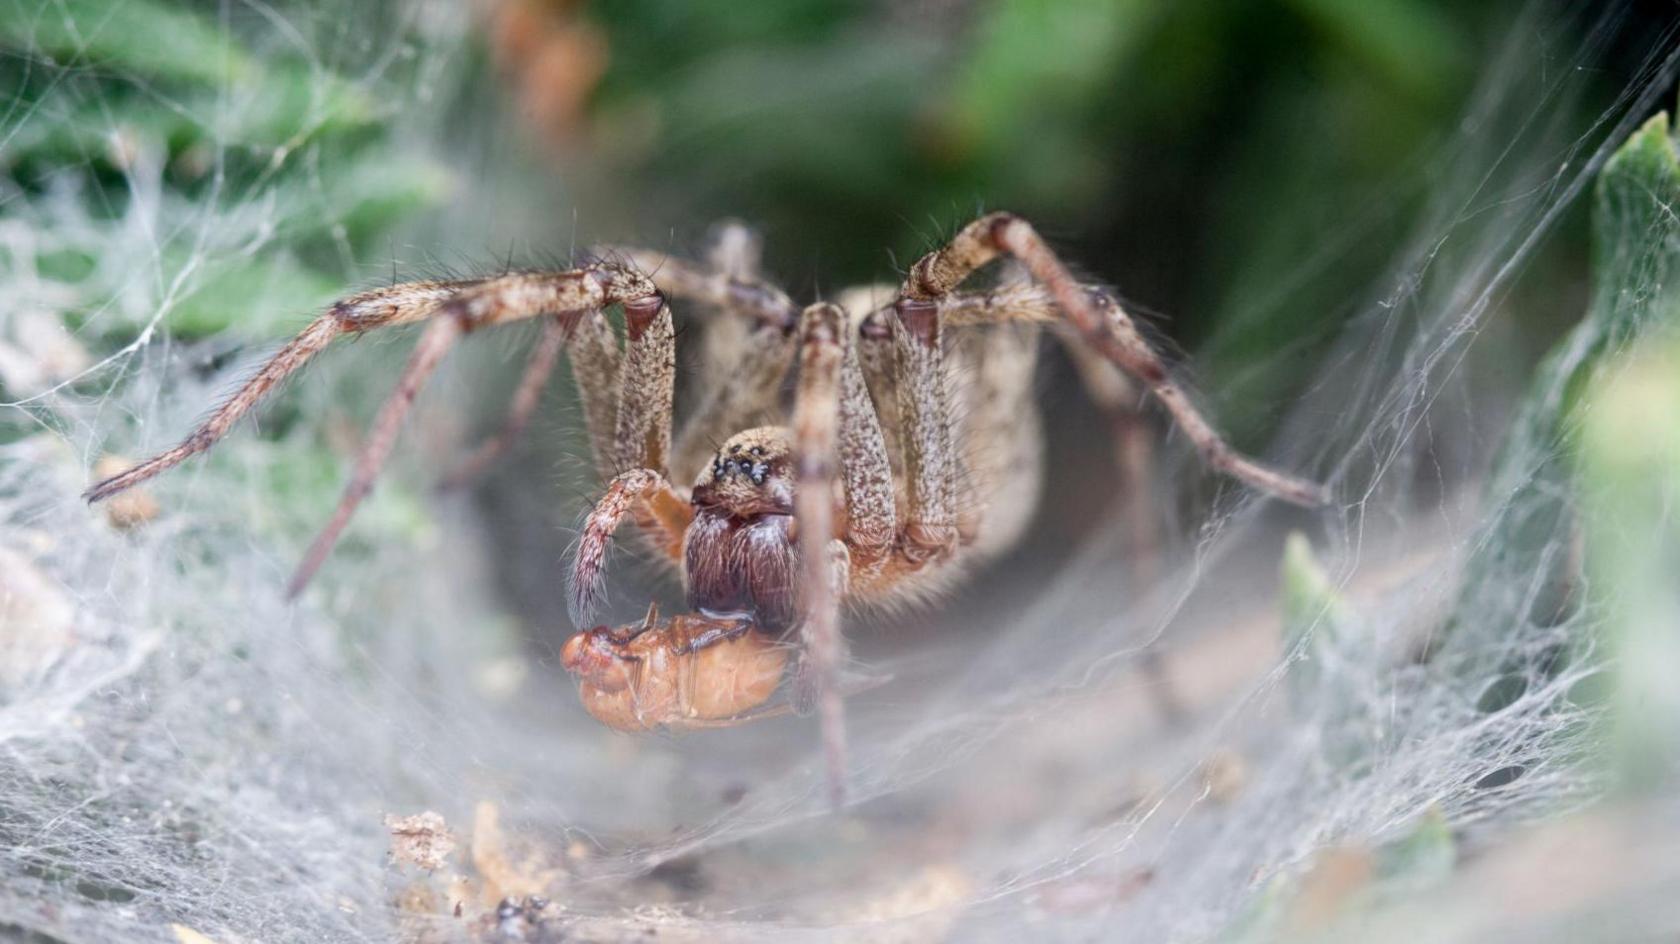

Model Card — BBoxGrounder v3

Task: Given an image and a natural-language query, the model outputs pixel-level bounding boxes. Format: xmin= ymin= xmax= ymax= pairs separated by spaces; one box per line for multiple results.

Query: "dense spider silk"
xmin=2 ymin=1 xmax=1679 ymax=941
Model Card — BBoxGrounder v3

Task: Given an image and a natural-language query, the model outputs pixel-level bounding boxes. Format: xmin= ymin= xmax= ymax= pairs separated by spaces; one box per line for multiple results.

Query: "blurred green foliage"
xmin=0 ymin=0 xmax=450 ymax=346
xmin=1573 ymin=117 xmax=1680 ymax=792
xmin=1446 ymin=110 xmax=1680 ymax=667
xmin=1280 ymin=529 xmax=1345 ymax=710
xmin=0 ymin=0 xmax=449 ymax=545
xmin=4 ymin=0 xmax=1650 ymax=447
xmin=1219 ymin=806 xmax=1456 ymax=941
xmin=1582 ymin=335 xmax=1680 ymax=791
xmin=576 ymin=0 xmax=1513 ymax=443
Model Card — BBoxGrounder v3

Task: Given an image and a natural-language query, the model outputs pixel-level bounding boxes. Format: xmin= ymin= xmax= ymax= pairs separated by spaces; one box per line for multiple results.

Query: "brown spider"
xmin=86 ymin=212 xmax=1326 ymax=804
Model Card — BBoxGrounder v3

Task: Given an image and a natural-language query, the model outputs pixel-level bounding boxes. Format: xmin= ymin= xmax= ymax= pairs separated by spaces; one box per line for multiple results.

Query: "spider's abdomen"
xmin=683 ymin=508 xmax=800 ymax=634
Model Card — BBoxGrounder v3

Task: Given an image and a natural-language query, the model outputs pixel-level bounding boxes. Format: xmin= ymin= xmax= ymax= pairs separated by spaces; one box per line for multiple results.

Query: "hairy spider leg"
xmin=568 ymin=467 xmax=688 ymax=626
xmin=430 ymin=226 xmax=802 ymax=491
xmin=899 ymin=212 xmax=1328 ymax=508
xmin=85 ymin=266 xmax=665 ymax=596
xmin=81 ymin=278 xmax=479 ymax=504
xmin=437 ymin=312 xmax=573 ymax=491
xmin=791 ymin=303 xmax=851 ymax=807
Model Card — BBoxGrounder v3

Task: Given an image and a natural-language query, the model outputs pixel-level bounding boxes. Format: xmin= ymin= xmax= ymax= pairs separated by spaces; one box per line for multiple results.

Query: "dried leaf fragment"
xmin=170 ymin=926 xmax=222 ymax=944
xmin=1287 ymin=846 xmax=1374 ymax=932
xmin=387 ymin=810 xmax=457 ymax=872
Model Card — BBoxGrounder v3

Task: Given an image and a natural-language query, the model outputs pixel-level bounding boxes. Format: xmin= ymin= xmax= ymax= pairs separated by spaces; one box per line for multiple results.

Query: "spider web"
xmin=2 ymin=1 xmax=1679 ymax=941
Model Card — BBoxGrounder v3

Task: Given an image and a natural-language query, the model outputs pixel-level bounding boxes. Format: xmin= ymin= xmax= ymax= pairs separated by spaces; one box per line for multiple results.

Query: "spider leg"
xmin=900 ymin=213 xmax=1327 ymax=507
xmin=88 ymin=266 xmax=662 ymax=596
xmin=595 ymin=245 xmax=800 ymax=332
xmin=292 ymin=268 xmax=660 ymax=596
xmin=833 ymin=303 xmax=897 ymax=578
xmin=697 ymin=221 xmax=764 ymax=395
xmin=568 ymin=308 xmax=623 ymax=481
xmin=81 ymin=278 xmax=480 ymax=503
xmin=289 ymin=316 xmax=463 ymax=596
xmin=891 ymin=296 xmax=964 ymax=566
xmin=792 ymin=302 xmax=852 ymax=807
xmin=568 ymin=291 xmax=694 ymax=624
xmin=568 ymin=467 xmax=690 ymax=626
xmin=437 ymin=313 xmax=573 ymax=491
xmin=612 ymin=296 xmax=676 ymax=476
xmin=867 ymin=278 xmax=1157 ymax=553
xmin=835 ymin=284 xmax=904 ymax=484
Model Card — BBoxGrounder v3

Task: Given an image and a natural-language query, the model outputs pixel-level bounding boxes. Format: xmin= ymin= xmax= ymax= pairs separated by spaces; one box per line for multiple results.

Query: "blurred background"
xmin=444 ymin=0 xmax=1676 ymax=632
xmin=6 ymin=0 xmax=1672 ymax=505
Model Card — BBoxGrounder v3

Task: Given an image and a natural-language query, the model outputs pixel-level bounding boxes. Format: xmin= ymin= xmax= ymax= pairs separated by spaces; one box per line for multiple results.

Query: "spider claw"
xmin=565 ymin=572 xmax=601 ymax=629
xmin=82 ymin=453 xmax=173 ymax=504
xmin=82 ymin=479 xmax=122 ymax=504
xmin=285 ymin=547 xmax=329 ymax=601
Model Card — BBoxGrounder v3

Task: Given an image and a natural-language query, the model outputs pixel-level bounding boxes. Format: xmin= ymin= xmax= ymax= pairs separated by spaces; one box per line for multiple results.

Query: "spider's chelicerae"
xmin=88 ymin=212 xmax=1326 ymax=803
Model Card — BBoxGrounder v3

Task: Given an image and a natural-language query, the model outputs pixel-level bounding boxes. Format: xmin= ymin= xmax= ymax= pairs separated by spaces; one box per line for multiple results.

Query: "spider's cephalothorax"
xmin=84 ymin=212 xmax=1327 ymax=804
xmin=686 ymin=428 xmax=801 ymax=632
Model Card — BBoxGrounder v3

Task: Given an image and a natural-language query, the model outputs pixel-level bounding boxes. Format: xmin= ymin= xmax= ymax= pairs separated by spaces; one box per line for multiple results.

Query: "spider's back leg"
xmin=903 ymin=212 xmax=1328 ymax=508
xmin=86 ymin=266 xmax=660 ymax=596
xmin=951 ymin=320 xmax=1044 ymax=559
xmin=83 ymin=277 xmax=479 ymax=504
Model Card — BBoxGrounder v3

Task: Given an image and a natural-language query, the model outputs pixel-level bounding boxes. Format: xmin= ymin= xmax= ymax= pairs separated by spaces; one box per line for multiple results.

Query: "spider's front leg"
xmin=785 ymin=299 xmax=900 ymax=805
xmin=567 ymin=292 xmax=692 ymax=622
xmin=791 ymin=303 xmax=850 ymax=806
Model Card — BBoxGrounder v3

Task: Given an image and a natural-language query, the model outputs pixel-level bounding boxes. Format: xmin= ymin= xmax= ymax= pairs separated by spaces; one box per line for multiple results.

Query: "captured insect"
xmin=87 ymin=213 xmax=1327 ymax=804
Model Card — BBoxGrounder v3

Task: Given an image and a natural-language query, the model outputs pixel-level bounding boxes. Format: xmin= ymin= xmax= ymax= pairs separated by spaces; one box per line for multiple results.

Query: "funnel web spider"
xmin=87 ymin=212 xmax=1326 ymax=805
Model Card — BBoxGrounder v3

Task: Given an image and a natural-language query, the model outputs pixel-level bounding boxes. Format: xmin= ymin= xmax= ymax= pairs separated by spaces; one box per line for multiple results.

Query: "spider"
xmin=86 ymin=212 xmax=1326 ymax=804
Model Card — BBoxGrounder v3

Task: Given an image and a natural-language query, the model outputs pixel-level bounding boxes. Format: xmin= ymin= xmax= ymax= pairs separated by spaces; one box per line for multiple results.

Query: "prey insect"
xmin=86 ymin=213 xmax=1327 ymax=805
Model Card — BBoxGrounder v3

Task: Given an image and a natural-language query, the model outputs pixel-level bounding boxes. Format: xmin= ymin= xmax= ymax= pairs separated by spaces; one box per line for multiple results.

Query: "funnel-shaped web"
xmin=1 ymin=2 xmax=1678 ymax=941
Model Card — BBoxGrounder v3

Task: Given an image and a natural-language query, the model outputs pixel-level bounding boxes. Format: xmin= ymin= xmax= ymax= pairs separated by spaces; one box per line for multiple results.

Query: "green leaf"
xmin=1 ymin=66 xmax=378 ymax=169
xmin=939 ymin=0 xmax=1149 ymax=206
xmin=270 ymin=152 xmax=456 ymax=252
xmin=1579 ymin=338 xmax=1680 ymax=790
xmin=1372 ymin=807 xmax=1455 ymax=892
xmin=1444 ymin=111 xmax=1680 ymax=662
xmin=160 ymin=252 xmax=344 ymax=339
xmin=1280 ymin=530 xmax=1346 ymax=708
xmin=0 ymin=0 xmax=256 ymax=87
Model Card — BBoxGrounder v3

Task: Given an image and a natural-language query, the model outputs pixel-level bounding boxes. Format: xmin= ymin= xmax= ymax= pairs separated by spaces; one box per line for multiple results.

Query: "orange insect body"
xmin=560 ymin=609 xmax=789 ymax=731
